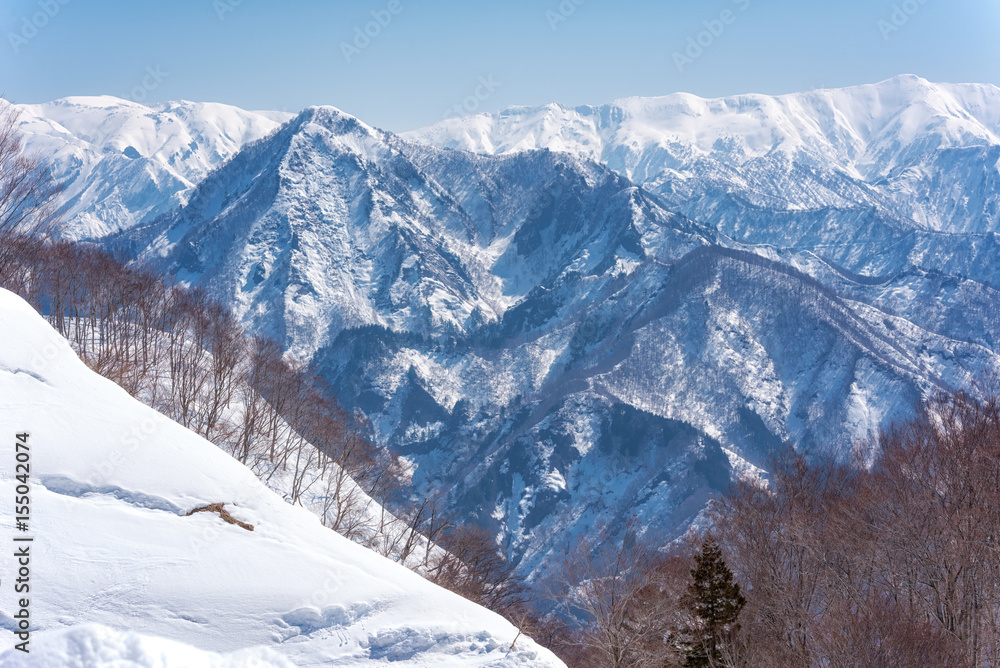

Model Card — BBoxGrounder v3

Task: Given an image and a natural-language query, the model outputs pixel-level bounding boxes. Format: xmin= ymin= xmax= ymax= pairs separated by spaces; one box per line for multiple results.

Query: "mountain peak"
xmin=295 ymin=105 xmax=382 ymax=137
xmin=41 ymin=94 xmax=147 ymax=109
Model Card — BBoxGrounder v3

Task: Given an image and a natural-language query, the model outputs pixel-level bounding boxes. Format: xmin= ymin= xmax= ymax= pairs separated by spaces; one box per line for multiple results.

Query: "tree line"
xmin=539 ymin=386 xmax=1000 ymax=667
xmin=1 ymin=236 xmax=394 ymax=527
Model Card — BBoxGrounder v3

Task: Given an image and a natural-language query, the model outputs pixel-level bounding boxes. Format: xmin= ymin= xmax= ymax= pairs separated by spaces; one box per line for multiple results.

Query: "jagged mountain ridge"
xmin=105 ymin=97 xmax=1000 ymax=580
xmin=403 ymin=76 xmax=1000 ymax=380
xmin=118 ymin=106 xmax=709 ymax=359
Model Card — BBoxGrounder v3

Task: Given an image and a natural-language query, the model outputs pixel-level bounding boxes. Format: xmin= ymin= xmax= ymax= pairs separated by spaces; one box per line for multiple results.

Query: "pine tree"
xmin=682 ymin=539 xmax=746 ymax=667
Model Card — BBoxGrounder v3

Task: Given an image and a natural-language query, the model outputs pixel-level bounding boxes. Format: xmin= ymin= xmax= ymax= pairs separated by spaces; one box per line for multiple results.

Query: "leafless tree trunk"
xmin=548 ymin=518 xmax=679 ymax=668
xmin=0 ymin=100 xmax=62 ymax=274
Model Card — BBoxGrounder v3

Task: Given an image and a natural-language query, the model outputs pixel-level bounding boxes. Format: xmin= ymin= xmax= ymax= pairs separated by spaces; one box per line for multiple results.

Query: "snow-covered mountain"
xmin=105 ymin=95 xmax=1000 ymax=582
xmin=15 ymin=96 xmax=291 ymax=239
xmin=0 ymin=288 xmax=563 ymax=667
xmin=116 ymin=105 xmax=710 ymax=359
xmin=407 ymin=75 xmax=1000 ymax=240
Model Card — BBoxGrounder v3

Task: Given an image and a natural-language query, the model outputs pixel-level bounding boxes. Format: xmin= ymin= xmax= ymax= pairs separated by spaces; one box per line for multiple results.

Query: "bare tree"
xmin=166 ymin=287 xmax=212 ymax=429
xmin=0 ymin=100 xmax=61 ymax=273
xmin=201 ymin=300 xmax=243 ymax=439
xmin=714 ymin=385 xmax=1000 ymax=668
xmin=428 ymin=523 xmax=526 ymax=618
xmin=549 ymin=519 xmax=678 ymax=668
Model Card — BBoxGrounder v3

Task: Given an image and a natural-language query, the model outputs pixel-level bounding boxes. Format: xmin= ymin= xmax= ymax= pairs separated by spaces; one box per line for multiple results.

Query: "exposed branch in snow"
xmin=184 ymin=503 xmax=254 ymax=532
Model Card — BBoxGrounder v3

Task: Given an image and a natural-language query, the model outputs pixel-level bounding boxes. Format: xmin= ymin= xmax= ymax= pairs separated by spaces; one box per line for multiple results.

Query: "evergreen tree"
xmin=682 ymin=539 xmax=745 ymax=667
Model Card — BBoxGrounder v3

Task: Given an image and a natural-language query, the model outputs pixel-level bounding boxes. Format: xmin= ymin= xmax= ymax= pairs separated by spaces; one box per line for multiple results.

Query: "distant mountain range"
xmin=17 ymin=75 xmax=1000 ymax=580
xmin=16 ymin=96 xmax=290 ymax=239
xmin=409 ymin=74 xmax=1000 ymax=237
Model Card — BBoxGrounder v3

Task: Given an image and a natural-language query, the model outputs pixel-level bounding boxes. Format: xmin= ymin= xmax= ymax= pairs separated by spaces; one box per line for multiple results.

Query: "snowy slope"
xmin=0 ymin=625 xmax=297 ymax=667
xmin=14 ymin=96 xmax=292 ymax=239
xmin=0 ymin=289 xmax=562 ymax=667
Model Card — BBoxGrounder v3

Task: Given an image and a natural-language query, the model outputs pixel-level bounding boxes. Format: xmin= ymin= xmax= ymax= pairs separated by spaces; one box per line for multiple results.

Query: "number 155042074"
xmin=14 ymin=433 xmax=29 ymax=531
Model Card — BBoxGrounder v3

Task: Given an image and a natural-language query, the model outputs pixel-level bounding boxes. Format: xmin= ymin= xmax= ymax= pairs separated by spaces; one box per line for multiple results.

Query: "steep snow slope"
xmin=0 ymin=288 xmax=562 ymax=667
xmin=407 ymin=75 xmax=1000 ymax=237
xmin=15 ymin=96 xmax=291 ymax=239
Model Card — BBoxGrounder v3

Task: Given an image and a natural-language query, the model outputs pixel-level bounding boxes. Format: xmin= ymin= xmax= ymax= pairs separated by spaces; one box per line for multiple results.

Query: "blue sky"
xmin=2 ymin=0 xmax=998 ymax=131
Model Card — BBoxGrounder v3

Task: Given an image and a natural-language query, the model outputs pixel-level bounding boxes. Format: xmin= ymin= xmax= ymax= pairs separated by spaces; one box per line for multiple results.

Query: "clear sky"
xmin=2 ymin=0 xmax=998 ymax=132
